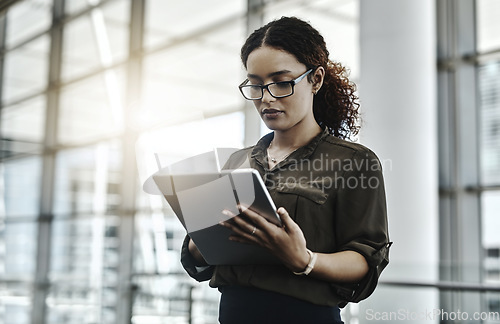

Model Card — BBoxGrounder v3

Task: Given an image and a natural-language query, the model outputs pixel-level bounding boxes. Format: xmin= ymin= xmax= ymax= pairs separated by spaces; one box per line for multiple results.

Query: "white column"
xmin=357 ymin=0 xmax=438 ymax=321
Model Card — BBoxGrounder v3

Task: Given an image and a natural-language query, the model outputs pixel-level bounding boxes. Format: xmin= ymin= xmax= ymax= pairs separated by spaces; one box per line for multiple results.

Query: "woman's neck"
xmin=271 ymin=122 xmax=322 ymax=150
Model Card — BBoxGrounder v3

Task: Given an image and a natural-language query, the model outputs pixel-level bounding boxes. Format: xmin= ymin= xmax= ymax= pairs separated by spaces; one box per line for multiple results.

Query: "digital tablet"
xmin=152 ymin=168 xmax=281 ymax=265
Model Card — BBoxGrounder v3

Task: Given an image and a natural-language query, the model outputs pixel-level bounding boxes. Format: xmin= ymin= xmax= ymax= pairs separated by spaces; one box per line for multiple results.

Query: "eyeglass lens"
xmin=242 ymin=82 xmax=293 ymax=99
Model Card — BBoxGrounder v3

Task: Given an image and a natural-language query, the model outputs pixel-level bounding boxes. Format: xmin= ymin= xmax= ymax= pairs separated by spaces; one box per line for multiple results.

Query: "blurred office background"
xmin=0 ymin=0 xmax=499 ymax=323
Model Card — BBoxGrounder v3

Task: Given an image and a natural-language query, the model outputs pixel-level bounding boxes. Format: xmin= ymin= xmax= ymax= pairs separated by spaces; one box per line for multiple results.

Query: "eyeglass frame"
xmin=238 ymin=68 xmax=314 ymax=100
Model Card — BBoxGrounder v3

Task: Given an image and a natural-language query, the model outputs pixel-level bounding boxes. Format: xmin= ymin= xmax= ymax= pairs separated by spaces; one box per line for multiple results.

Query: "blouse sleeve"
xmin=334 ymin=149 xmax=392 ymax=303
xmin=180 ymin=235 xmax=215 ymax=282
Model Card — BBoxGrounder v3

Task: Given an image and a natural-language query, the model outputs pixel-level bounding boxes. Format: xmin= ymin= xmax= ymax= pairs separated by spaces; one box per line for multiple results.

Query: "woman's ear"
xmin=312 ymin=66 xmax=325 ymax=94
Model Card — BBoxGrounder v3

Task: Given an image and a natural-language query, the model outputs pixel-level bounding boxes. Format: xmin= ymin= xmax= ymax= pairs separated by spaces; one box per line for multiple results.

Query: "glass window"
xmin=479 ymin=62 xmax=500 ymax=185
xmin=2 ymin=35 xmax=50 ymax=104
xmin=65 ymin=0 xmax=102 ymax=16
xmin=140 ymin=19 xmax=244 ymax=129
xmin=5 ymin=0 xmax=51 ymax=49
xmin=144 ymin=0 xmax=245 ymax=50
xmin=53 ymin=141 xmax=122 ymax=216
xmin=477 ymin=0 xmax=500 ymax=311
xmin=131 ymin=273 xmax=219 ymax=323
xmin=0 ymin=95 xmax=46 ymax=144
xmin=1 ymin=156 xmax=42 ymax=218
xmin=477 ymin=0 xmax=500 ymax=53
xmin=47 ymin=215 xmax=120 ymax=324
xmin=61 ymin=0 xmax=129 ymax=82
xmin=136 ymin=112 xmax=244 ymax=187
xmin=482 ymin=191 xmax=500 ymax=279
xmin=58 ymin=68 xmax=126 ymax=145
xmin=0 ymin=157 xmax=40 ymax=299
xmin=481 ymin=191 xmax=500 ymax=315
xmin=0 ymin=281 xmax=32 ymax=324
xmin=0 ymin=221 xmax=37 ymax=275
xmin=132 ymin=212 xmax=185 ymax=275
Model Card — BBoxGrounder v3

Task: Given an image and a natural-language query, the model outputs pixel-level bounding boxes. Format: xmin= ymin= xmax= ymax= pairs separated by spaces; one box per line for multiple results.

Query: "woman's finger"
xmin=219 ymin=210 xmax=263 ymax=243
xmin=238 ymin=204 xmax=280 ymax=231
xmin=277 ymin=207 xmax=300 ymax=233
xmin=220 ymin=211 xmax=250 ymax=233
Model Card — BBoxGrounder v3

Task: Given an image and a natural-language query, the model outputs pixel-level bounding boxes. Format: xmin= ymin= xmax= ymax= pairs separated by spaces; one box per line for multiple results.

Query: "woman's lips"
xmin=262 ymin=108 xmax=283 ymax=119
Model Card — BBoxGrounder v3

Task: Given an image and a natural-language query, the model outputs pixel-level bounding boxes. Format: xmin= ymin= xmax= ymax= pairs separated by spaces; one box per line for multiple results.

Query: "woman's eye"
xmin=275 ymin=82 xmax=290 ymax=89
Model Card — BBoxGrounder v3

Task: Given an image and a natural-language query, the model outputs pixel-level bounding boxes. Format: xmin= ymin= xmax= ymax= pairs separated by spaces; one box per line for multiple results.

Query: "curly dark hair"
xmin=241 ymin=16 xmax=360 ymax=140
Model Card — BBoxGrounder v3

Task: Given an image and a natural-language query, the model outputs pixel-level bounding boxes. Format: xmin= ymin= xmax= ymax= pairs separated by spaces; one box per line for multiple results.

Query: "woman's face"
xmin=245 ymin=46 xmax=318 ymax=132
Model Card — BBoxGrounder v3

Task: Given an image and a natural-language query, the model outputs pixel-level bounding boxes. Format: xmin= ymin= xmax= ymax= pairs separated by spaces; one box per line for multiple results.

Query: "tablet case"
xmin=152 ymin=169 xmax=281 ymax=265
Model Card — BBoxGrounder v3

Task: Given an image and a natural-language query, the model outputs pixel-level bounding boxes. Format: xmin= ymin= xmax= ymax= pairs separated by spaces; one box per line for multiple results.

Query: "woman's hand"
xmin=220 ymin=205 xmax=370 ymax=282
xmin=220 ymin=206 xmax=311 ymax=273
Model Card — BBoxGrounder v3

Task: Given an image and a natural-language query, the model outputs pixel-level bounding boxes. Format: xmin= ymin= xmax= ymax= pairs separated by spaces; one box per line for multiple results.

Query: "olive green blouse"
xmin=181 ymin=128 xmax=391 ymax=307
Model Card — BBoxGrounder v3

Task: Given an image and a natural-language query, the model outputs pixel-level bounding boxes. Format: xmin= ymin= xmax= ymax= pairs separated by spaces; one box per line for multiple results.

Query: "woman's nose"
xmin=261 ymin=88 xmax=275 ymax=103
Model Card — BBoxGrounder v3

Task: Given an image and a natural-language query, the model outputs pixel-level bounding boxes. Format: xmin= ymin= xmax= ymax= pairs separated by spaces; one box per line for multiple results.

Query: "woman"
xmin=181 ymin=16 xmax=391 ymax=324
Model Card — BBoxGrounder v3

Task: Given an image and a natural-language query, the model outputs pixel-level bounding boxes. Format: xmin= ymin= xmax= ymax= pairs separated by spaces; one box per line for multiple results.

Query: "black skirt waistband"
xmin=218 ymin=286 xmax=344 ymax=324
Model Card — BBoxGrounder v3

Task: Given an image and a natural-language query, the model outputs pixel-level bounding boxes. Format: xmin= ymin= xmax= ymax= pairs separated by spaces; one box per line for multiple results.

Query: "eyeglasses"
xmin=238 ymin=69 xmax=313 ymax=100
